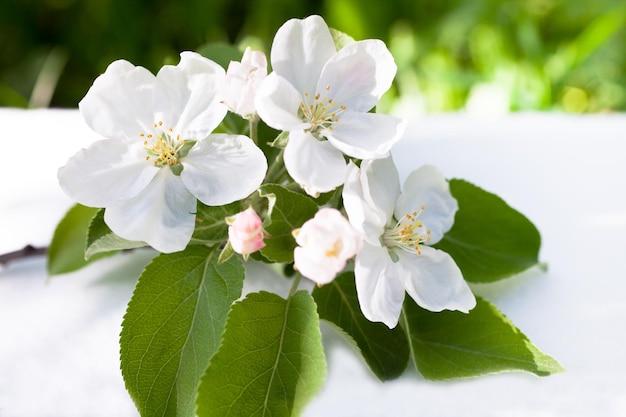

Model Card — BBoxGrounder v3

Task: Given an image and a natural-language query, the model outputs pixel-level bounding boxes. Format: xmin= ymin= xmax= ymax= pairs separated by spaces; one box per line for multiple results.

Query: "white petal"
xmin=397 ymin=246 xmax=476 ymax=313
xmin=78 ymin=60 xmax=155 ymax=140
xmin=343 ymin=159 xmax=397 ymax=244
xmin=255 ymin=73 xmax=310 ymax=131
xmin=57 ymin=138 xmax=158 ymax=207
xmin=153 ymin=52 xmax=227 ymax=140
xmin=104 ymin=168 xmax=197 ymax=253
xmin=317 ymin=39 xmax=396 ymax=112
xmin=325 ymin=112 xmax=406 ymax=159
xmin=270 ymin=15 xmax=336 ymax=95
xmin=181 ymin=134 xmax=267 ymax=206
xmin=355 ymin=244 xmax=406 ymax=328
xmin=284 ymin=131 xmax=347 ymax=196
xmin=395 ymin=165 xmax=458 ymax=244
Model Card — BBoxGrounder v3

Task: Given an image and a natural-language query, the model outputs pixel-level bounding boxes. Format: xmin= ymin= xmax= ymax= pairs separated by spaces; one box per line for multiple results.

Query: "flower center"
xmin=382 ymin=206 xmax=431 ymax=256
xmin=299 ymin=85 xmax=347 ymax=135
xmin=140 ymin=121 xmax=194 ymax=175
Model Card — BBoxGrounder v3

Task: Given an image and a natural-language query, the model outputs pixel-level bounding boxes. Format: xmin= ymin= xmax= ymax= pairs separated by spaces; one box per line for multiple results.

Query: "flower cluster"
xmin=58 ymin=15 xmax=475 ymax=328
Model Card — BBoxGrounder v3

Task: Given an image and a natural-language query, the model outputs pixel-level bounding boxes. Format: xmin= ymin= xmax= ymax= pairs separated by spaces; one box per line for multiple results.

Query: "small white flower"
xmin=293 ymin=208 xmax=363 ymax=285
xmin=58 ymin=52 xmax=268 ymax=253
xmin=255 ymin=15 xmax=406 ymax=197
xmin=220 ymin=47 xmax=268 ymax=118
xmin=343 ymin=157 xmax=476 ymax=328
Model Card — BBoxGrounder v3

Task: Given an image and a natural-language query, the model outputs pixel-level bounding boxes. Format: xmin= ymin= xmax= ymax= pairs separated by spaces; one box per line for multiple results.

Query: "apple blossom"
xmin=293 ymin=208 xmax=363 ymax=285
xmin=226 ymin=206 xmax=266 ymax=260
xmin=343 ymin=157 xmax=476 ymax=328
xmin=255 ymin=15 xmax=406 ymax=197
xmin=220 ymin=47 xmax=268 ymax=118
xmin=58 ymin=52 xmax=268 ymax=253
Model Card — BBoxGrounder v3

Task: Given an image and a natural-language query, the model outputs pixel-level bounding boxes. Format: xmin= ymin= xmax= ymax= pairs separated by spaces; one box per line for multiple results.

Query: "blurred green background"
xmin=1 ymin=0 xmax=624 ymax=113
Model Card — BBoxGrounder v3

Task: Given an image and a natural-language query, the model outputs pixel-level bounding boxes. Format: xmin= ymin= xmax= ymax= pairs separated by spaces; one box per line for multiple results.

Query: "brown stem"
xmin=0 ymin=245 xmax=47 ymax=266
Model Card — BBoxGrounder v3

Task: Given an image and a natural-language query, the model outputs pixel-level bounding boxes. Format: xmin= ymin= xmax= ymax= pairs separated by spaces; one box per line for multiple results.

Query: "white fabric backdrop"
xmin=1 ymin=109 xmax=625 ymax=417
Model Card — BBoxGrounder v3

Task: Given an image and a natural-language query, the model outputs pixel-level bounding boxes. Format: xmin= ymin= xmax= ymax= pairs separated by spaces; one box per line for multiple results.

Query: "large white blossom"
xmin=58 ymin=52 xmax=267 ymax=253
xmin=343 ymin=157 xmax=476 ymax=328
xmin=255 ymin=15 xmax=406 ymax=197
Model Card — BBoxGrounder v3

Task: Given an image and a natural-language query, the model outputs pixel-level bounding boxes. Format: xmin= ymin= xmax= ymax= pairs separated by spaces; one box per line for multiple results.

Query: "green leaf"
xmin=313 ymin=272 xmax=409 ymax=380
xmin=120 ymin=245 xmax=245 ymax=417
xmin=197 ymin=291 xmax=326 ymax=417
xmin=435 ymin=179 xmax=541 ymax=282
xmin=192 ymin=201 xmax=242 ymax=244
xmin=47 ymin=204 xmax=111 ymax=275
xmin=402 ymin=296 xmax=564 ymax=380
xmin=195 ymin=42 xmax=242 ymax=69
xmin=259 ymin=184 xmax=319 ymax=263
xmin=85 ymin=208 xmax=146 ymax=259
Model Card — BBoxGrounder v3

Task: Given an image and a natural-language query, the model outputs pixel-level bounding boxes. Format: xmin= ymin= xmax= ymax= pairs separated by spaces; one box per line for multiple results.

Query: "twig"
xmin=0 ymin=245 xmax=47 ymax=266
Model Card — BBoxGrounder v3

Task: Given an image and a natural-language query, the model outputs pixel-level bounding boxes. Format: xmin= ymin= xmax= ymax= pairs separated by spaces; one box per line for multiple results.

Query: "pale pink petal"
xmin=294 ymin=208 xmax=363 ymax=285
xmin=355 ymin=243 xmax=406 ymax=328
xmin=271 ymin=15 xmax=336 ymax=95
xmin=284 ymin=130 xmax=347 ymax=196
xmin=104 ymin=168 xmax=197 ymax=253
xmin=317 ymin=39 xmax=396 ymax=112
xmin=78 ymin=60 xmax=155 ymax=140
xmin=325 ymin=111 xmax=406 ymax=159
xmin=227 ymin=207 xmax=266 ymax=256
xmin=57 ymin=138 xmax=158 ymax=208
xmin=397 ymin=246 xmax=476 ymax=313
xmin=181 ymin=134 xmax=267 ymax=206
xmin=395 ymin=165 xmax=458 ymax=244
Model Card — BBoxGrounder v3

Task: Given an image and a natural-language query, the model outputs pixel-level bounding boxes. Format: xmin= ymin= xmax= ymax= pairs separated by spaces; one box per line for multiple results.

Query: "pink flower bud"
xmin=293 ymin=208 xmax=363 ymax=285
xmin=227 ymin=207 xmax=266 ymax=259
xmin=220 ymin=47 xmax=268 ymax=118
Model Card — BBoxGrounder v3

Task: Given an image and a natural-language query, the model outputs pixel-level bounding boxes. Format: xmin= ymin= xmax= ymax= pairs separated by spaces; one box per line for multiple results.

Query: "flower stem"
xmin=264 ymin=148 xmax=286 ymax=184
xmin=289 ymin=272 xmax=303 ymax=297
xmin=248 ymin=116 xmax=259 ymax=144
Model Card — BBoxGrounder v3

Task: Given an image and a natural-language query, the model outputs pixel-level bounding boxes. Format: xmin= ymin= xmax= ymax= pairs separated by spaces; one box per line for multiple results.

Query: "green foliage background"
xmin=1 ymin=0 xmax=624 ymax=112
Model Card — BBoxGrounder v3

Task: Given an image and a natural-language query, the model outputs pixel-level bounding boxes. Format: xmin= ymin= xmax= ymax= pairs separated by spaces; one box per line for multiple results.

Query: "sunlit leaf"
xmin=47 ymin=204 xmax=111 ymax=275
xmin=85 ymin=208 xmax=146 ymax=259
xmin=402 ymin=296 xmax=564 ymax=380
xmin=197 ymin=291 xmax=326 ymax=417
xmin=120 ymin=245 xmax=245 ymax=417
xmin=435 ymin=179 xmax=541 ymax=282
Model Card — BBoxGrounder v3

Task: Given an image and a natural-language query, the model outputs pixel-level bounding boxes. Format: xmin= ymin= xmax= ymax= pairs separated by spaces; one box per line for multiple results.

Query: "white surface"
xmin=1 ymin=109 xmax=625 ymax=416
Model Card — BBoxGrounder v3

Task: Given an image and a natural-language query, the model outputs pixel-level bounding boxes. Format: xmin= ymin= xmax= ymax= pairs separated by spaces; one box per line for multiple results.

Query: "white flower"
xmin=58 ymin=52 xmax=268 ymax=253
xmin=293 ymin=208 xmax=363 ymax=285
xmin=226 ymin=206 xmax=266 ymax=259
xmin=220 ymin=47 xmax=268 ymax=118
xmin=343 ymin=157 xmax=476 ymax=328
xmin=255 ymin=15 xmax=406 ymax=197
